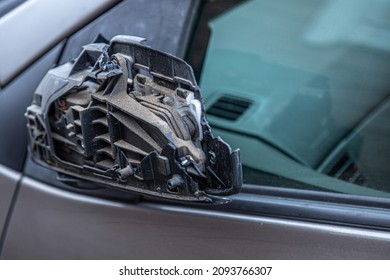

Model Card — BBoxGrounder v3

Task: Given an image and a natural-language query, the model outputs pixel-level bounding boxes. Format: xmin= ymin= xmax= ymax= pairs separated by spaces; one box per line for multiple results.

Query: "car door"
xmin=0 ymin=0 xmax=117 ymax=246
xmin=1 ymin=0 xmax=390 ymax=259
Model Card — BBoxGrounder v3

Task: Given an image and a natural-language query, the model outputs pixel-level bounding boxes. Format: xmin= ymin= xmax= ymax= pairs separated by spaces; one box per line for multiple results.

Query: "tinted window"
xmin=188 ymin=0 xmax=390 ymax=198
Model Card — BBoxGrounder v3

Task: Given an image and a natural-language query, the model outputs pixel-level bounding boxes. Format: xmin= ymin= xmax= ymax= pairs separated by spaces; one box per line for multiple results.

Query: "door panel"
xmin=2 ymin=176 xmax=390 ymax=259
xmin=0 ymin=165 xmax=20 ymax=236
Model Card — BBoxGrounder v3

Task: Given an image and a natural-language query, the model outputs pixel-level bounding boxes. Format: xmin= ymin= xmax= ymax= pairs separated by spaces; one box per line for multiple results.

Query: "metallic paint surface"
xmin=2 ymin=176 xmax=390 ymax=259
xmin=0 ymin=165 xmax=20 ymax=236
xmin=0 ymin=0 xmax=119 ymax=86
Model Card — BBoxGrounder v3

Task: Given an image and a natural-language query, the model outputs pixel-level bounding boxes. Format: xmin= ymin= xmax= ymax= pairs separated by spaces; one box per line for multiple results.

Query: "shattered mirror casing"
xmin=25 ymin=35 xmax=242 ymax=204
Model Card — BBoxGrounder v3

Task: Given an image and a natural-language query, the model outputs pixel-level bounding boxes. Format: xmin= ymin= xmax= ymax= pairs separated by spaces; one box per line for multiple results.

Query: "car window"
xmin=188 ymin=0 xmax=390 ymax=199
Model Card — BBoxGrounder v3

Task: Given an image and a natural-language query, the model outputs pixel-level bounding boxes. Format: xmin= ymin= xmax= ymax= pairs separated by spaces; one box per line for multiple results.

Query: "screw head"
xmin=208 ymin=150 xmax=216 ymax=164
xmin=162 ymin=96 xmax=174 ymax=106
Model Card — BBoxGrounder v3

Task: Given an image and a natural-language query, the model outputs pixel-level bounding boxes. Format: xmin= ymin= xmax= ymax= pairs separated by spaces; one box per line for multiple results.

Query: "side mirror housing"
xmin=26 ymin=35 xmax=242 ymax=204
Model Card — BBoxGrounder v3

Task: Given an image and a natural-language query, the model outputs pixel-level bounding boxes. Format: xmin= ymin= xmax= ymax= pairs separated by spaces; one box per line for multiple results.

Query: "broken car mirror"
xmin=26 ymin=35 xmax=242 ymax=204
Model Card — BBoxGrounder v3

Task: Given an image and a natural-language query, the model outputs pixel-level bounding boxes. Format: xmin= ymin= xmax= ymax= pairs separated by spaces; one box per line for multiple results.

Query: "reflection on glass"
xmin=198 ymin=0 xmax=390 ymax=197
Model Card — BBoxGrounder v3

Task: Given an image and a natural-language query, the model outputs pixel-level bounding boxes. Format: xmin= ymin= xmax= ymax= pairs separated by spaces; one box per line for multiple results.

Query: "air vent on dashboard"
xmin=328 ymin=154 xmax=367 ymax=186
xmin=207 ymin=96 xmax=253 ymax=121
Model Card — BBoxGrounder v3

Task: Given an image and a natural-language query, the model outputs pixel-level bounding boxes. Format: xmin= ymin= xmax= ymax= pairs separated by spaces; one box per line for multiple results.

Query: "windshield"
xmin=189 ymin=0 xmax=390 ymax=198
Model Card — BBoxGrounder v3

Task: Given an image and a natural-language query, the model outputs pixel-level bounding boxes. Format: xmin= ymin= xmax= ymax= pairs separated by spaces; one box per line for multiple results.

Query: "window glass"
xmin=188 ymin=0 xmax=390 ymax=198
